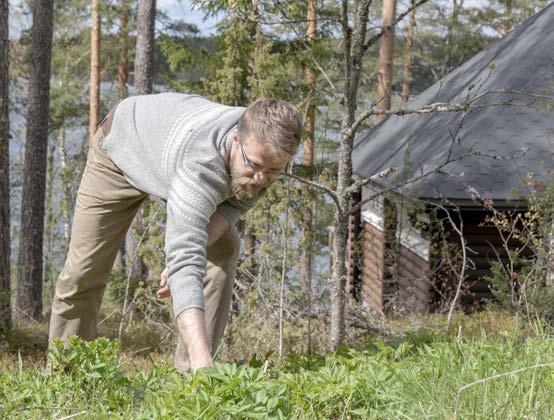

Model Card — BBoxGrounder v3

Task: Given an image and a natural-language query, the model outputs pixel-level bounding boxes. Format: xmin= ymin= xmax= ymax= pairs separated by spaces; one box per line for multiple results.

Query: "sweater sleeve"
xmin=216 ymin=195 xmax=256 ymax=226
xmin=165 ymin=159 xmax=229 ymax=318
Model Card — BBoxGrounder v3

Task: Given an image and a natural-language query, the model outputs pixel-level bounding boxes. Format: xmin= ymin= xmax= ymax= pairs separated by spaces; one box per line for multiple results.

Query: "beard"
xmin=230 ymin=175 xmax=269 ymax=201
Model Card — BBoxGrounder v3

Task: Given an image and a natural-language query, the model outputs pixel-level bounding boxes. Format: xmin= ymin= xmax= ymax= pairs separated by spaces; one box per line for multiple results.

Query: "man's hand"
xmin=156 ymin=211 xmax=230 ymax=300
xmin=177 ymin=308 xmax=213 ymax=370
xmin=156 ymin=267 xmax=170 ymax=299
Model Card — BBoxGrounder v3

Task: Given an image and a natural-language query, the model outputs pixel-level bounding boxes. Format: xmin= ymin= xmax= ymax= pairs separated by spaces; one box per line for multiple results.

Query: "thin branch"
xmin=454 ymin=363 xmax=554 ymax=418
xmin=347 ymin=87 xmax=545 ymax=140
xmin=283 ymin=172 xmax=341 ymax=211
xmin=345 ymin=166 xmax=398 ymax=196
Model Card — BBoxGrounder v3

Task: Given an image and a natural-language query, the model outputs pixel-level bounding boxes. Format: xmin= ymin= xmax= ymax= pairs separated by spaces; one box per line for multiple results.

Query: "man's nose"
xmin=253 ymin=171 xmax=268 ymax=185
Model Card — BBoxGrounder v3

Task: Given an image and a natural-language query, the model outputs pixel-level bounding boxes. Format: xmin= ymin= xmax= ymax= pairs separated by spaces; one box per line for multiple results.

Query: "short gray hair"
xmin=238 ymin=98 xmax=303 ymax=160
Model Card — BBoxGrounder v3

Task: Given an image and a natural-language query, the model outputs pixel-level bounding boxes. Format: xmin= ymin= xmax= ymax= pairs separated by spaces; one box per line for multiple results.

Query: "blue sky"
xmin=157 ymin=0 xmax=221 ymax=34
xmin=9 ymin=0 xmax=222 ymax=37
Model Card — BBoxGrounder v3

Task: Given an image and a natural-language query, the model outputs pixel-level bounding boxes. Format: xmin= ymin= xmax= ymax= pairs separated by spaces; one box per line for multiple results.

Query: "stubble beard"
xmin=230 ymin=175 xmax=268 ymax=201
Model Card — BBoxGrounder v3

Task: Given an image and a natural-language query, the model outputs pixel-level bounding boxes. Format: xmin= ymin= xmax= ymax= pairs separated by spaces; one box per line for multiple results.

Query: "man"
xmin=48 ymin=93 xmax=302 ymax=371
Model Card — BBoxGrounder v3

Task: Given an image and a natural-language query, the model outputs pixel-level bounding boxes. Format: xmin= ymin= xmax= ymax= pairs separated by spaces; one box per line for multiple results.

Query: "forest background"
xmin=0 ymin=0 xmax=553 ymax=417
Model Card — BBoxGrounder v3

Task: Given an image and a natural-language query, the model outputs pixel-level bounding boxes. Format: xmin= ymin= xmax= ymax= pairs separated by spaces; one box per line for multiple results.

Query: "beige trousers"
xmin=48 ymin=109 xmax=240 ymax=371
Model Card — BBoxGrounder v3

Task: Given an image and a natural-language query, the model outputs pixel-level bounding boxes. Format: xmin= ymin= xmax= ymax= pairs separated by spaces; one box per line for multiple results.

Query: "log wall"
xmin=359 ymin=222 xmax=385 ymax=312
xmin=397 ymin=246 xmax=431 ymax=312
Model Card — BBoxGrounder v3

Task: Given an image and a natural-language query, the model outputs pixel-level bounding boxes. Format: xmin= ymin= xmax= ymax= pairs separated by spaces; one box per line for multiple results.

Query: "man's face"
xmin=229 ymin=130 xmax=291 ymax=201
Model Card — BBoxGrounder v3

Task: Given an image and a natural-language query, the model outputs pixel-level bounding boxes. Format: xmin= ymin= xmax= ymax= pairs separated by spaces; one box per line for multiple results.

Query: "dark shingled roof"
xmin=352 ymin=4 xmax=554 ymax=203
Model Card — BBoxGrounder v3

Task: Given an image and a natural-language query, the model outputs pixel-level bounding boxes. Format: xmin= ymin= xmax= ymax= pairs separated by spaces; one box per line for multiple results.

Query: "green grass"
xmin=1 ymin=330 xmax=552 ymax=419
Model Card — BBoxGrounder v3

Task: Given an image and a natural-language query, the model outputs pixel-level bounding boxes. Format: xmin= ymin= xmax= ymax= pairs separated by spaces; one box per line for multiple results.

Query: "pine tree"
xmin=16 ymin=0 xmax=54 ymax=321
xmin=128 ymin=0 xmax=157 ymax=284
xmin=134 ymin=0 xmax=156 ymax=94
xmin=89 ymin=0 xmax=101 ymax=144
xmin=0 ymin=0 xmax=11 ymax=333
xmin=401 ymin=1 xmax=416 ymax=103
xmin=375 ymin=0 xmax=397 ymax=124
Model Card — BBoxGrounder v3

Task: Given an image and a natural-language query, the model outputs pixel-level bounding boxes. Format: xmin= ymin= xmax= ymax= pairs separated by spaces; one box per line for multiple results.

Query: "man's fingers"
xmin=156 ymin=285 xmax=170 ymax=299
xmin=160 ymin=267 xmax=168 ymax=287
xmin=157 ymin=268 xmax=171 ymax=298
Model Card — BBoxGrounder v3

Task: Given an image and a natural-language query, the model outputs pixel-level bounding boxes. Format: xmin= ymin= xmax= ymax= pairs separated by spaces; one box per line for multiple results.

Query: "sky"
xmin=156 ymin=0 xmax=221 ymax=35
xmin=8 ymin=0 xmax=222 ymax=37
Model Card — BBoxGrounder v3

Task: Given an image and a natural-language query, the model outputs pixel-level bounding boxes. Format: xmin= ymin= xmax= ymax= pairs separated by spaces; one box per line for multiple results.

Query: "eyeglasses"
xmin=238 ymin=137 xmax=289 ymax=176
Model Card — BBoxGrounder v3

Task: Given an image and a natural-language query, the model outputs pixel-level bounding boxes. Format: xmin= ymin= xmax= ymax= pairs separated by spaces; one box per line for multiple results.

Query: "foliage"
xmin=1 ymin=330 xmax=552 ymax=418
xmin=483 ymin=176 xmax=554 ymax=324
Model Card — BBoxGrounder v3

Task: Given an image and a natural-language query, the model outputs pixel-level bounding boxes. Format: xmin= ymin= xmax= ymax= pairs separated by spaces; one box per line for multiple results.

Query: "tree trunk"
xmin=0 ymin=0 xmax=11 ymax=333
xmin=134 ymin=0 xmax=156 ymax=95
xmin=127 ymin=216 xmax=148 ymax=280
xmin=329 ymin=0 xmax=370 ymax=349
xmin=15 ymin=0 xmax=54 ymax=321
xmin=401 ymin=3 xmax=415 ymax=104
xmin=58 ymin=126 xmax=72 ymax=248
xmin=300 ymin=0 xmax=317 ymax=354
xmin=118 ymin=0 xmax=130 ymax=100
xmin=43 ymin=130 xmax=56 ymax=298
xmin=128 ymin=0 xmax=156 ymax=281
xmin=115 ymin=0 xmax=130 ymax=271
xmin=375 ymin=0 xmax=397 ymax=124
xmin=330 ymin=208 xmax=348 ymax=348
xmin=241 ymin=0 xmax=259 ymax=273
xmin=89 ymin=0 xmax=101 ymax=144
xmin=302 ymin=0 xmax=316 ymax=166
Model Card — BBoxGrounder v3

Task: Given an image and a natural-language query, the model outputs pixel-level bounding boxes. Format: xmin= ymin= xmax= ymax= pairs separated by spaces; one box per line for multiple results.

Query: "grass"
xmin=1 ymin=317 xmax=553 ymax=419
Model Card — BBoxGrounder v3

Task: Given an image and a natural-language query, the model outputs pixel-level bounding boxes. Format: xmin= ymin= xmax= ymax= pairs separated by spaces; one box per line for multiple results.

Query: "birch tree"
xmin=15 ymin=0 xmax=54 ymax=321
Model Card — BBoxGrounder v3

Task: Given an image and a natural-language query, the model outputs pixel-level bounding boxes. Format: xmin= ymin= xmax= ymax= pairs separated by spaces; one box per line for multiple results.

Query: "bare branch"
xmin=345 ymin=166 xmax=398 ymax=197
xmin=347 ymin=93 xmax=536 ymax=141
xmin=283 ymin=172 xmax=342 ymax=213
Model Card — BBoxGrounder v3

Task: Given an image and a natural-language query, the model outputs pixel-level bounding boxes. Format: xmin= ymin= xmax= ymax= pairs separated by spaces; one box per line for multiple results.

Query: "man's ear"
xmin=231 ymin=129 xmax=239 ymax=144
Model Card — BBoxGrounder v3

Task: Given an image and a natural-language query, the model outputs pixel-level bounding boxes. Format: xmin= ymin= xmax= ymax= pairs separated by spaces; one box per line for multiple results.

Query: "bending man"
xmin=48 ymin=93 xmax=302 ymax=371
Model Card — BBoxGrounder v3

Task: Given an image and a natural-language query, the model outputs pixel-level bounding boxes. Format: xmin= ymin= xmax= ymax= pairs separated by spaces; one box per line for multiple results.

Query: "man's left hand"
xmin=156 ymin=267 xmax=170 ymax=299
xmin=156 ymin=212 xmax=230 ymax=300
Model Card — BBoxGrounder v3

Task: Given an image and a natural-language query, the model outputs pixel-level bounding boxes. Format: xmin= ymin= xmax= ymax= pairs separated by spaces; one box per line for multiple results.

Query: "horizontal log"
xmin=397 ymin=273 xmax=431 ymax=292
xmin=398 ymin=257 xmax=427 ymax=277
xmin=398 ymin=276 xmax=431 ymax=294
xmin=399 ymin=247 xmax=428 ymax=268
xmin=362 ymin=250 xmax=384 ymax=263
xmin=361 ymin=279 xmax=383 ymax=297
xmin=361 ymin=290 xmax=382 ymax=309
xmin=361 ymin=264 xmax=383 ymax=282
xmin=362 ymin=234 xmax=385 ymax=246
xmin=362 ymin=252 xmax=384 ymax=268
xmin=363 ymin=226 xmax=384 ymax=239
xmin=361 ymin=278 xmax=381 ymax=294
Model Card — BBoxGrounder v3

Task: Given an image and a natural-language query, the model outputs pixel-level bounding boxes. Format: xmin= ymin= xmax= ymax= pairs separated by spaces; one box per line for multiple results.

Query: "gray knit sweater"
xmin=101 ymin=92 xmax=252 ymax=317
